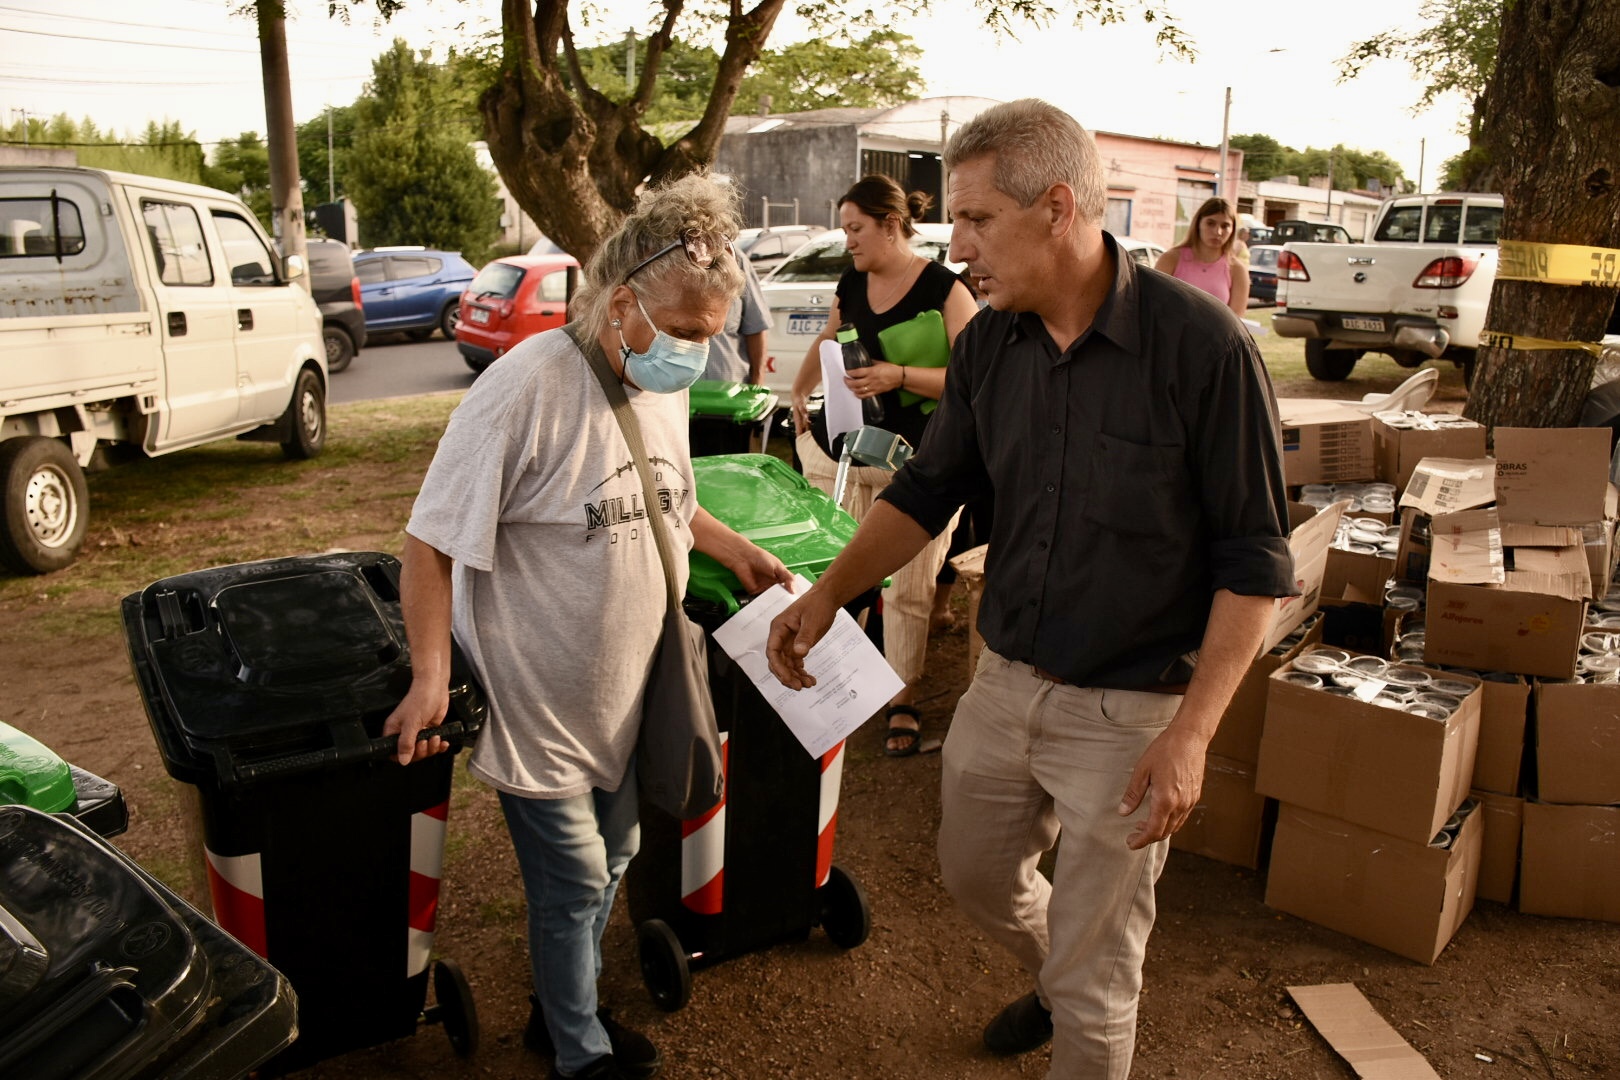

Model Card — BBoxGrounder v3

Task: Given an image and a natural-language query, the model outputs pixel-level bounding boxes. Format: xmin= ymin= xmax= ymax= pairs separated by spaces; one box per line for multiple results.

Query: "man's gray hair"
xmin=944 ymin=99 xmax=1106 ymax=223
xmin=574 ymin=173 xmax=744 ymax=333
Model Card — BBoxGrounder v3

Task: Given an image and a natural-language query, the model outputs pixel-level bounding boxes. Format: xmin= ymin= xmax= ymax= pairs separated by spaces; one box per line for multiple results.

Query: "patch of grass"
xmin=478 ymin=895 xmax=525 ymax=927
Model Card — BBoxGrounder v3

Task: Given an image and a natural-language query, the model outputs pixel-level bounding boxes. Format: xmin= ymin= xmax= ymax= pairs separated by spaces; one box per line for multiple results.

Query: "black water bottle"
xmin=836 ymin=323 xmax=885 ymax=425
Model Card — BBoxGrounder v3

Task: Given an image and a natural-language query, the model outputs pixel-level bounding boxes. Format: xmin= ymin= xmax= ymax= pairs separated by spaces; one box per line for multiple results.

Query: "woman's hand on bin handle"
xmin=383 ymin=682 xmax=452 ymax=766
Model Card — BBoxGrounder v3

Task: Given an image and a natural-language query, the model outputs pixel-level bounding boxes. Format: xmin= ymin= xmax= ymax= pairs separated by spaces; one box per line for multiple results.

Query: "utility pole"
xmin=1325 ymin=146 xmax=1336 ymax=223
xmin=10 ymin=109 xmax=32 ymax=146
xmin=1217 ymin=87 xmax=1231 ymax=200
xmin=1417 ymin=137 xmax=1426 ymax=193
xmin=326 ymin=106 xmax=335 ymax=204
xmin=257 ymin=1 xmax=307 ymax=288
xmin=626 ymin=29 xmax=636 ymax=89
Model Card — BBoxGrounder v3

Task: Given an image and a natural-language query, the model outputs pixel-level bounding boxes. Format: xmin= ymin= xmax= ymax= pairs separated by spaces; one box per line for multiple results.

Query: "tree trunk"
xmin=1463 ymin=0 xmax=1620 ymax=430
xmin=482 ymin=0 xmax=787 ymax=262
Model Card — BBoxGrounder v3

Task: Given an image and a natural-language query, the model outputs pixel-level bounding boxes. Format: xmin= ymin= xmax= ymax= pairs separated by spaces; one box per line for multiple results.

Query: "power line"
xmin=0 ymin=4 xmax=363 ymax=49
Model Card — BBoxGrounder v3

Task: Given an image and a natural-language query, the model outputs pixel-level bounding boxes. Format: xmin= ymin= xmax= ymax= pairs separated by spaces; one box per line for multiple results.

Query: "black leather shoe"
xmin=983 ymin=990 xmax=1053 ymax=1055
xmin=550 ymin=1056 xmax=626 ymax=1080
xmin=528 ymin=995 xmax=662 ymax=1078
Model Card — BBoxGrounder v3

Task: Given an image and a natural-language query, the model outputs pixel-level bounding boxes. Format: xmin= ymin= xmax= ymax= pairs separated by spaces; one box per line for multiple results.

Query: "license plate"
xmin=469 ymin=307 xmax=490 ymax=325
xmin=1341 ymin=316 xmax=1385 ymax=332
xmin=786 ymin=311 xmax=827 ymax=335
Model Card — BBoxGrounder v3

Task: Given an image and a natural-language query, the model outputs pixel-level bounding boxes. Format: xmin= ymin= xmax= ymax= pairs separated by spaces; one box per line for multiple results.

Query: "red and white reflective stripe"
xmin=407 ymin=800 xmax=449 ymax=978
xmin=205 ymin=847 xmax=268 ymax=959
xmin=815 ymin=741 xmax=845 ymax=888
xmin=680 ymin=733 xmax=729 ymax=915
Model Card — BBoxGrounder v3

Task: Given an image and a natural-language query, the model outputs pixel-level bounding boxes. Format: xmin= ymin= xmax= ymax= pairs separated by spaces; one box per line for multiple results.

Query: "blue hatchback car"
xmin=352 ymin=247 xmax=478 ymax=341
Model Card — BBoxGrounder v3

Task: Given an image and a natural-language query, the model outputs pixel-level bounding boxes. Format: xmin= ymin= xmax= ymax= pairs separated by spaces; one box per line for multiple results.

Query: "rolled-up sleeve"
xmin=1195 ymin=334 xmax=1298 ymax=598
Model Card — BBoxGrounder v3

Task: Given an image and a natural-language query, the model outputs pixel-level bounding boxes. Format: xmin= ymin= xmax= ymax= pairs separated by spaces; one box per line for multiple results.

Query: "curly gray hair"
xmin=573 ymin=173 xmax=745 ymax=333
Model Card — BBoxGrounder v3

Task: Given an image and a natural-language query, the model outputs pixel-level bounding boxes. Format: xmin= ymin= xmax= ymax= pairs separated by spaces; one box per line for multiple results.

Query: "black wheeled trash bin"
xmin=120 ymin=551 xmax=487 ymax=1074
xmin=688 ymin=380 xmax=779 ymax=459
xmin=626 ymin=454 xmax=874 ymax=1011
xmin=0 ymin=804 xmax=297 ymax=1079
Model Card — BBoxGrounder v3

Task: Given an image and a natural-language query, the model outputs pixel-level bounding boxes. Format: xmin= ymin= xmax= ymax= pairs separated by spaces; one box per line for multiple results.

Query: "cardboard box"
xmin=1208 ymin=615 xmax=1322 ymax=764
xmin=1255 ymin=652 xmax=1481 ymax=843
xmin=1171 ymin=754 xmax=1273 ymax=870
xmin=1372 ymin=414 xmax=1487 ymax=492
xmin=1323 ymin=545 xmax=1395 ymax=604
xmin=1266 ymin=803 xmax=1481 ymax=964
xmin=948 ymin=543 xmax=988 ymax=682
xmin=1261 ymin=501 xmax=1345 ymax=655
xmin=1535 ymin=681 xmax=1620 ymax=805
xmin=1472 ymin=676 xmax=1530 ymax=795
xmin=1425 ymin=508 xmax=1591 ymax=679
xmin=1493 ymin=427 xmax=1612 ymax=525
xmin=1276 ymin=399 xmax=1376 ymax=487
xmin=1472 ymin=789 xmax=1523 ymax=904
xmin=1519 ymin=801 xmax=1620 ymax=922
xmin=1288 ymin=983 xmax=1445 ymax=1079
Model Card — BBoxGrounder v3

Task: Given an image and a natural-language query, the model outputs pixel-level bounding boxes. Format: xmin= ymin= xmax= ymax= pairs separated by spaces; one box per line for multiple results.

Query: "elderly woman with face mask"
xmin=384 ymin=175 xmax=790 ymax=1080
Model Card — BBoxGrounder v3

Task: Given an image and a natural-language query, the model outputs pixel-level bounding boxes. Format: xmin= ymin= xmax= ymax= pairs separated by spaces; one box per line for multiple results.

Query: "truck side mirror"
xmin=284 ymin=253 xmax=307 ymax=281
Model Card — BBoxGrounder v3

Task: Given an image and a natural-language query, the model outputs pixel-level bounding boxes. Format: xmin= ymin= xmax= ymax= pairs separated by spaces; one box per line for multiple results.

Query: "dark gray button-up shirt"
xmin=880 ymin=234 xmax=1297 ymax=690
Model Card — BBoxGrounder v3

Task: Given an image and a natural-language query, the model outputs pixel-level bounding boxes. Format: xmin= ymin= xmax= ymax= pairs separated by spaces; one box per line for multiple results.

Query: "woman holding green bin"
xmin=384 ymin=175 xmax=789 ymax=1080
xmin=789 ymin=175 xmax=979 ymax=756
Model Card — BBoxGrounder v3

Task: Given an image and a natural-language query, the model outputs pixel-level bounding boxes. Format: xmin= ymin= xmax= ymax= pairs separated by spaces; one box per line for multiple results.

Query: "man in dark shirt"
xmin=766 ymin=99 xmax=1296 ymax=1078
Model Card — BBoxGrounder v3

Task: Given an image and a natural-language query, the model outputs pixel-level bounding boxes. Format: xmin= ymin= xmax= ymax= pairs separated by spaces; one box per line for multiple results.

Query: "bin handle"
xmin=230 ymin=722 xmax=470 ymax=784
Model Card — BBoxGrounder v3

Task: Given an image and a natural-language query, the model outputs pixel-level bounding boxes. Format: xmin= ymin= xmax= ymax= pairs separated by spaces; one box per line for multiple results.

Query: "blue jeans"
xmin=499 ymin=774 xmax=641 ymax=1076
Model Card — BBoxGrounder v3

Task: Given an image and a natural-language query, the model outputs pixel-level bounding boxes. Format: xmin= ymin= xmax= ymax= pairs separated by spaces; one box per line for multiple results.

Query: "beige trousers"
xmin=938 ymin=648 xmax=1180 ymax=1078
xmin=796 ymin=431 xmax=958 ymax=685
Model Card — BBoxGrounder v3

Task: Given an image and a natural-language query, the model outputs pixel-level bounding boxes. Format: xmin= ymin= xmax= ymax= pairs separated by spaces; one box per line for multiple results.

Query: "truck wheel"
xmin=324 ymin=326 xmax=354 ymax=373
xmin=1305 ymin=339 xmax=1362 ymax=381
xmin=439 ymin=301 xmax=460 ymax=341
xmin=0 ymin=437 xmax=89 ymax=575
xmin=280 ymin=368 xmax=327 ymax=460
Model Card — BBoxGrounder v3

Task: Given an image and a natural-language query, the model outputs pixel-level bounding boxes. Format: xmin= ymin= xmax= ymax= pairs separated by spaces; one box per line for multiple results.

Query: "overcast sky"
xmin=1 ymin=0 xmax=1473 ymax=188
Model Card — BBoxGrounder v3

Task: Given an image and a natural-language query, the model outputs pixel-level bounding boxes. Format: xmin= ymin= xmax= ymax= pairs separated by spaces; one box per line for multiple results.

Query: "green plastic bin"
xmin=688 ymin=381 xmax=780 ymax=459
xmin=687 ymin=453 xmax=860 ymax=613
xmin=0 ymin=720 xmax=75 ymax=814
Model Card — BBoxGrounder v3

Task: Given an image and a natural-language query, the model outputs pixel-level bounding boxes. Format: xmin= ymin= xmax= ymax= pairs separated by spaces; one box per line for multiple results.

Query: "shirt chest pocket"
xmin=1081 ymin=433 xmax=1192 ymax=538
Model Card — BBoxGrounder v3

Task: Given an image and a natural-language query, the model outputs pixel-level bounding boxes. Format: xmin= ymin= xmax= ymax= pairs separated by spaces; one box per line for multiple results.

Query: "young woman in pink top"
xmin=1154 ymin=196 xmax=1250 ymax=316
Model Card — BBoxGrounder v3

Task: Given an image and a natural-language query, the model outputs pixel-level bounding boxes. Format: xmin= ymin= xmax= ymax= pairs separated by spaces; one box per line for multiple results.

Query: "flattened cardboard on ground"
xmin=1276 ymin=399 xmax=1376 ymax=487
xmin=1472 ymin=676 xmax=1530 ymax=796
xmin=1493 ymin=427 xmax=1612 ymax=525
xmin=1262 ymin=501 xmax=1346 ymax=655
xmin=1286 ymin=983 xmax=1443 ymax=1080
xmin=1424 ymin=507 xmax=1592 ymax=680
xmin=1472 ymin=789 xmax=1523 ymax=905
xmin=1171 ymin=753 xmax=1272 ymax=870
xmin=1372 ymin=414 xmax=1487 ymax=493
xmin=1534 ymin=681 xmax=1620 ymax=805
xmin=1208 ymin=616 xmax=1322 ymax=765
xmin=1256 ymin=652 xmax=1481 ymax=843
xmin=1519 ymin=801 xmax=1620 ymax=922
xmin=1268 ymin=803 xmax=1481 ymax=965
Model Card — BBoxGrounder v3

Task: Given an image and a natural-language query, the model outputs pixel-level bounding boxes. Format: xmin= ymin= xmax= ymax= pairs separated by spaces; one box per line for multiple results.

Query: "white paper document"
xmin=712 ymin=575 xmax=904 ymax=758
xmin=818 ymin=339 xmax=863 ymax=448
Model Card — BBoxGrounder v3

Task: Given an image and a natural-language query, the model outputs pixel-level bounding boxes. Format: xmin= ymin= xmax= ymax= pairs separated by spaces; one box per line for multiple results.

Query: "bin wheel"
xmin=636 ymin=919 xmax=692 ymax=1012
xmin=817 ymin=864 xmax=871 ymax=949
xmin=433 ymin=958 xmax=480 ymax=1057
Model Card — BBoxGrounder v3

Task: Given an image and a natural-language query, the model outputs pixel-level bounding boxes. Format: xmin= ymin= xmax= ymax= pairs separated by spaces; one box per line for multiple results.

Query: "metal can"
xmin=1415 ymin=691 xmax=1462 ymax=714
xmin=1344 ymin=655 xmax=1390 ymax=677
xmin=1404 ymin=703 xmax=1451 ymax=720
xmin=1279 ymin=671 xmax=1325 ymax=690
xmin=1428 ymin=678 xmax=1478 ymax=697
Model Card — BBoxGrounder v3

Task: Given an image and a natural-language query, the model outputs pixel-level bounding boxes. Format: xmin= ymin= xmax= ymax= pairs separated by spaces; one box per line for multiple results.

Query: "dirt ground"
xmin=6 ymin=360 xmax=1619 ymax=1080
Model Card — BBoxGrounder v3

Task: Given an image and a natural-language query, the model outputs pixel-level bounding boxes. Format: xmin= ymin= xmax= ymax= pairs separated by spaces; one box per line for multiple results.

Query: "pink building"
xmin=1093 ymin=130 xmax=1243 ymax=249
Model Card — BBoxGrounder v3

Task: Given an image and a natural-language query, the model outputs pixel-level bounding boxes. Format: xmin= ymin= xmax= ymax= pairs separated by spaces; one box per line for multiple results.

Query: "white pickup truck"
xmin=1272 ymin=193 xmax=1504 ymax=382
xmin=0 ymin=166 xmax=327 ymax=574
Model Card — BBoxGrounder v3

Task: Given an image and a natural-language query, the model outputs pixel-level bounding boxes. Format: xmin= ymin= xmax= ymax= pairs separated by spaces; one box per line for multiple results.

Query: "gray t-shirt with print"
xmin=407 ymin=328 xmax=695 ymax=799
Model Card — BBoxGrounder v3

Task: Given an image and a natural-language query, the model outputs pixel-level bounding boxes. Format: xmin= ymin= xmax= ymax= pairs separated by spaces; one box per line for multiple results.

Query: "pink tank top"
xmin=1170 ymin=249 xmax=1231 ymax=304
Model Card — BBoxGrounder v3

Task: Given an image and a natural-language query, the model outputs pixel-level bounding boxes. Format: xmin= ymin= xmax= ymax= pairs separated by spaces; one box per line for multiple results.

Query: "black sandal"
xmin=883 ymin=704 xmax=922 ymax=758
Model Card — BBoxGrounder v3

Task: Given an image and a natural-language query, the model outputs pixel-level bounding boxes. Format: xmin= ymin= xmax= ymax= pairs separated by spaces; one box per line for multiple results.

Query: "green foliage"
xmin=295 ymin=104 xmax=358 ymax=206
xmin=344 ymin=40 xmax=502 ymax=261
xmin=1 ymin=114 xmax=207 ymax=185
xmin=202 ymin=133 xmax=273 ymax=231
xmin=1232 ymin=134 xmax=1406 ymax=190
xmin=1337 ymin=0 xmax=1500 ymax=113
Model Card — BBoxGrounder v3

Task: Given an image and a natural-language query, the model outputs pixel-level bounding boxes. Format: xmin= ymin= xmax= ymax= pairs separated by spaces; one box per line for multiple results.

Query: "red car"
xmin=454 ymin=253 xmax=580 ymax=373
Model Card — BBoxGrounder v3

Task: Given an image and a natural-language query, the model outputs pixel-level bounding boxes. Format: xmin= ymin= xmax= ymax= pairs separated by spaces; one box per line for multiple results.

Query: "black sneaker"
xmin=550 ymin=1056 xmax=626 ymax=1080
xmin=982 ymin=990 xmax=1053 ymax=1055
xmin=527 ymin=995 xmax=662 ymax=1079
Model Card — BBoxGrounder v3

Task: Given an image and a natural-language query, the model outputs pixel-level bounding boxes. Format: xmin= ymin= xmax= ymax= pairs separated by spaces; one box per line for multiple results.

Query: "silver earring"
xmin=611 ymin=319 xmax=622 ymax=328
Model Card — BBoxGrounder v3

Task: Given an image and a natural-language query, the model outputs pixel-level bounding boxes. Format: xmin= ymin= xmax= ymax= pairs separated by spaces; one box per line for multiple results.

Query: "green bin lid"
xmin=688 ymin=380 xmax=778 ymax=424
xmin=687 ymin=453 xmax=859 ymax=613
xmin=0 ymin=720 xmax=75 ymax=813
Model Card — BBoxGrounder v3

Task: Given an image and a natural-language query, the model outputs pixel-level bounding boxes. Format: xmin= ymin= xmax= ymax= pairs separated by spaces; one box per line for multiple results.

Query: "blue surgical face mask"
xmin=618 ymin=293 xmax=709 ymax=393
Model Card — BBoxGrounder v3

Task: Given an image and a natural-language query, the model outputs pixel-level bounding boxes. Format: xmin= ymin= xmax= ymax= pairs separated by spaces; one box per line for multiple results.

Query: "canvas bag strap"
xmin=562 ymin=323 xmax=684 ymax=613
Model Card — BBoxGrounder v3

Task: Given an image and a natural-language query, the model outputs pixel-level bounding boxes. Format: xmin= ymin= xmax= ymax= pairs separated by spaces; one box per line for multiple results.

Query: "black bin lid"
xmin=122 ymin=552 xmax=485 ymax=788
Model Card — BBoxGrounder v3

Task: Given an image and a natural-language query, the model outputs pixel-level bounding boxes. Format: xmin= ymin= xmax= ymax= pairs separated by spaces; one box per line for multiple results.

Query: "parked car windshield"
xmin=769 ymin=234 xmax=952 ymax=283
xmin=468 ymin=262 xmax=526 ymax=300
xmin=1251 ymin=246 xmax=1280 ymax=269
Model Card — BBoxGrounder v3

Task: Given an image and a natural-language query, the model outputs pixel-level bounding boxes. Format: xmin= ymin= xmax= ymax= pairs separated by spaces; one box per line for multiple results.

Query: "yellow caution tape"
xmin=1480 ymin=331 xmax=1616 ymax=357
xmin=1498 ymin=240 xmax=1620 ymax=287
